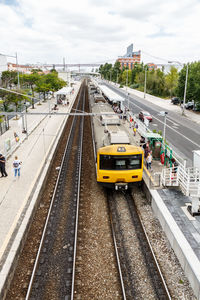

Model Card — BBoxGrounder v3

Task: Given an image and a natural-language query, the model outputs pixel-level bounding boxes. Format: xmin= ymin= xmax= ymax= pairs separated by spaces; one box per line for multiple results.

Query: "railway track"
xmin=25 ymin=84 xmax=85 ymax=299
xmin=108 ymin=190 xmax=171 ymax=300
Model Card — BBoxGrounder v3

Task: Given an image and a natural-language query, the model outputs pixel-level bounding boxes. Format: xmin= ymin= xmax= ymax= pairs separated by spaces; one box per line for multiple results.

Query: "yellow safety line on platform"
xmin=143 ymin=165 xmax=155 ymax=185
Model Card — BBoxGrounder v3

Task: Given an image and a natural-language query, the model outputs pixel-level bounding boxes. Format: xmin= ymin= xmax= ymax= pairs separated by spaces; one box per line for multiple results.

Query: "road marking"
xmin=125 ymin=96 xmax=200 ymax=149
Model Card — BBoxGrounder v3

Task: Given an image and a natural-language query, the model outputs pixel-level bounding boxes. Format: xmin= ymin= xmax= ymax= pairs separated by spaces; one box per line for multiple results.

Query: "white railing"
xmin=161 ymin=165 xmax=200 ymax=197
xmin=161 ymin=167 xmax=179 ymax=187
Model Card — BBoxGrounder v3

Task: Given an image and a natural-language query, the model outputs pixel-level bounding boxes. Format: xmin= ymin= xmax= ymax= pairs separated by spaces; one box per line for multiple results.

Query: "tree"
xmin=112 ymin=61 xmax=122 ymax=83
xmin=7 ymin=90 xmax=27 ymax=119
xmin=1 ymin=71 xmax=18 ymax=88
xmin=45 ymin=73 xmax=66 ymax=94
xmin=165 ymin=66 xmax=179 ymax=97
xmin=0 ymin=89 xmax=11 ymax=128
xmin=21 ymin=73 xmax=40 ymax=108
xmin=99 ymin=63 xmax=112 ymax=79
xmin=122 ymin=69 xmax=131 ymax=85
xmin=35 ymin=76 xmax=51 ymax=102
xmin=176 ymin=62 xmax=200 ymax=107
xmin=131 ymin=62 xmax=144 ymax=84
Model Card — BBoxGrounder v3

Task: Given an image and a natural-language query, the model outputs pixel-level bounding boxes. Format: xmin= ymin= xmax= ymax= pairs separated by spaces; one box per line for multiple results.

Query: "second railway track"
xmin=108 ymin=190 xmax=171 ymax=300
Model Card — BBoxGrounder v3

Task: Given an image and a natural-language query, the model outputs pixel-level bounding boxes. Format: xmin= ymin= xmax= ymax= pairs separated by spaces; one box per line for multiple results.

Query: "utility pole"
xmin=168 ymin=61 xmax=189 ymax=116
xmin=63 ymin=57 xmax=65 ymax=71
xmin=144 ymin=68 xmax=147 ymax=99
xmin=182 ymin=63 xmax=188 ymax=116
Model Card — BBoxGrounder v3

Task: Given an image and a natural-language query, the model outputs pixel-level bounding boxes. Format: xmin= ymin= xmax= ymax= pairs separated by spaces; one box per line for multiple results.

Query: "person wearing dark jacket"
xmin=0 ymin=154 xmax=8 ymax=177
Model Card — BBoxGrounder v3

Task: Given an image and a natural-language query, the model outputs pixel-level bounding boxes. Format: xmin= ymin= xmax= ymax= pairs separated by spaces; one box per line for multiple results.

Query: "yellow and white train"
xmin=90 ymin=84 xmax=144 ymax=190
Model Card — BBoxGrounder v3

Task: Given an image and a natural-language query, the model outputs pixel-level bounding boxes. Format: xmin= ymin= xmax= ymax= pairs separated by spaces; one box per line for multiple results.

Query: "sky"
xmin=0 ymin=0 xmax=200 ymax=66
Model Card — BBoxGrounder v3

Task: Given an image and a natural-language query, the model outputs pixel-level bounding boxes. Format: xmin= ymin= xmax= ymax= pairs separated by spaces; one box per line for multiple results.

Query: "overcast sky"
xmin=0 ymin=0 xmax=200 ymax=66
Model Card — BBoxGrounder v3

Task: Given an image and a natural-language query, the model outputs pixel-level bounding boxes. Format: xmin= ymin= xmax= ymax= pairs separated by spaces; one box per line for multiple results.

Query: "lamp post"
xmin=127 ymin=93 xmax=130 ymax=110
xmin=110 ymin=70 xmax=112 ymax=82
xmin=159 ymin=110 xmax=168 ymax=146
xmin=144 ymin=68 xmax=147 ymax=99
xmin=168 ymin=61 xmax=189 ymax=116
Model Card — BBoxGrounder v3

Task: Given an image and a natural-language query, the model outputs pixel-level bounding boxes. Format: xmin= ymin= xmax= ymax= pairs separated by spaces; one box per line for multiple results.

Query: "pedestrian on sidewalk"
xmin=14 ymin=132 xmax=19 ymax=142
xmin=129 ymin=116 xmax=133 ymax=128
xmin=133 ymin=126 xmax=137 ymax=136
xmin=13 ymin=156 xmax=22 ymax=178
xmin=146 ymin=151 xmax=152 ymax=170
xmin=0 ymin=154 xmax=8 ymax=177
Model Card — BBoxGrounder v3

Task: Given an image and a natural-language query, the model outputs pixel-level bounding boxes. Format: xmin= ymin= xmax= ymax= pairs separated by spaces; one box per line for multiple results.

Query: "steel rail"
xmin=126 ymin=193 xmax=171 ymax=300
xmin=107 ymin=197 xmax=127 ymax=300
xmin=70 ymin=88 xmax=86 ymax=299
xmin=25 ymin=84 xmax=83 ymax=300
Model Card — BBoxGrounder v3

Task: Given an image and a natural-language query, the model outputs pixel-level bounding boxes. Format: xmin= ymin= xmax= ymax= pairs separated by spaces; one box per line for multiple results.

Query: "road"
xmin=104 ymin=82 xmax=200 ymax=167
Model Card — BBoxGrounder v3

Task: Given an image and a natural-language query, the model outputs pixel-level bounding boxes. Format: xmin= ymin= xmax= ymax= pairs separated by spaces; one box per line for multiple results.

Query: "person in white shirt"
xmin=13 ymin=156 xmax=22 ymax=178
xmin=146 ymin=152 xmax=152 ymax=170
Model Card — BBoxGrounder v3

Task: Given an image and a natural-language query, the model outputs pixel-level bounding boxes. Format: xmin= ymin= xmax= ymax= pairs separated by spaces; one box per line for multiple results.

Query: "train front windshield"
xmin=100 ymin=154 xmax=142 ymax=170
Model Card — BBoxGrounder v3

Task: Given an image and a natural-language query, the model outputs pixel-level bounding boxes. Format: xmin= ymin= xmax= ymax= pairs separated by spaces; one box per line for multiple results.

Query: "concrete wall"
xmin=142 ymin=179 xmax=200 ymax=299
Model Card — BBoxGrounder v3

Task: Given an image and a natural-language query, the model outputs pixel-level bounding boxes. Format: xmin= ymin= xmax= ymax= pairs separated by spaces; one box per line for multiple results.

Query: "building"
xmin=7 ymin=63 xmax=50 ymax=74
xmin=117 ymin=44 xmax=141 ymax=70
xmin=147 ymin=63 xmax=157 ymax=71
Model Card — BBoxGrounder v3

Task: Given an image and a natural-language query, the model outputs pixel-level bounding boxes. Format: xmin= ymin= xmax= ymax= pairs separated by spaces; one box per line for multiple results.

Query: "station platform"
xmin=0 ymin=82 xmax=81 ymax=299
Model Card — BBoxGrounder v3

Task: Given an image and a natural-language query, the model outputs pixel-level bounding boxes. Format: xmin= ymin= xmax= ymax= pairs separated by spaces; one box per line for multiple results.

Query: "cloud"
xmin=0 ymin=0 xmax=200 ymax=65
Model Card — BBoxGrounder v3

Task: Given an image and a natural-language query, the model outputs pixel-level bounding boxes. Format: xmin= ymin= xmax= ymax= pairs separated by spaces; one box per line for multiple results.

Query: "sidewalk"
xmin=0 ymin=81 xmax=81 ymax=298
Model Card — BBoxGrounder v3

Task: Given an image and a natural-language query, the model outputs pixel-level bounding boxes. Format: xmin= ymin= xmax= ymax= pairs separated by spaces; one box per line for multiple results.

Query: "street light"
xmin=127 ymin=93 xmax=130 ymax=110
xmin=144 ymin=68 xmax=147 ymax=99
xmin=168 ymin=61 xmax=188 ymax=116
xmin=159 ymin=111 xmax=168 ymax=147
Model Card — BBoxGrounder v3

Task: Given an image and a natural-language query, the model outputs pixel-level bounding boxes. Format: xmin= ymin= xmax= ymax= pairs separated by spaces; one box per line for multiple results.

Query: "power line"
xmin=142 ymin=50 xmax=169 ymax=63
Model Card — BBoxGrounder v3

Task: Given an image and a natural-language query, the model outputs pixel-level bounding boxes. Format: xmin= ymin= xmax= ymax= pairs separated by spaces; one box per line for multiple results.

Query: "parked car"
xmin=171 ymin=97 xmax=180 ymax=105
xmin=139 ymin=111 xmax=153 ymax=122
xmin=185 ymin=101 xmax=194 ymax=109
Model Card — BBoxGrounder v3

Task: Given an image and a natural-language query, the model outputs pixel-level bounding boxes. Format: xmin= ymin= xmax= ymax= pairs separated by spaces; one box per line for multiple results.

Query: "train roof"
xmin=109 ymin=130 xmax=130 ymax=144
xmin=96 ymin=84 xmax=125 ymax=103
xmin=98 ymin=144 xmax=143 ymax=155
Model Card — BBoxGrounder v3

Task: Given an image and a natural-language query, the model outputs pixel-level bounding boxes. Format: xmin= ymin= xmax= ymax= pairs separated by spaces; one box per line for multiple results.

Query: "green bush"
xmin=152 ymin=129 xmax=157 ymax=133
xmin=119 ymin=84 xmax=124 ymax=88
xmin=130 ymin=84 xmax=139 ymax=89
xmin=158 ymin=130 xmax=162 ymax=136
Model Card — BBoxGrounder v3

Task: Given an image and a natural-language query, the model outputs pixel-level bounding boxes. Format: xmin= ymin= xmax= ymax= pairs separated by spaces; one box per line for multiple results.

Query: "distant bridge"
xmin=42 ymin=63 xmax=101 ymax=69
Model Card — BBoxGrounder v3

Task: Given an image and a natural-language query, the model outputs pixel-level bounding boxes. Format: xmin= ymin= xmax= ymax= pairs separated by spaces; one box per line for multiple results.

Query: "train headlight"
xmin=117 ymin=146 xmax=126 ymax=152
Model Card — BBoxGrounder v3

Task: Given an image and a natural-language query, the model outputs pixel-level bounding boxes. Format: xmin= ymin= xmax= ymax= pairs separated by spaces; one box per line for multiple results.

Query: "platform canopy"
xmin=98 ymin=84 xmax=125 ymax=103
xmin=55 ymin=87 xmax=73 ymax=95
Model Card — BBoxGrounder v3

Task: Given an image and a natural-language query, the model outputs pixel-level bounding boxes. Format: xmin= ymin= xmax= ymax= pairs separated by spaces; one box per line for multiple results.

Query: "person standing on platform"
xmin=13 ymin=156 xmax=22 ymax=178
xmin=146 ymin=151 xmax=152 ymax=170
xmin=0 ymin=154 xmax=8 ymax=177
xmin=14 ymin=132 xmax=19 ymax=142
